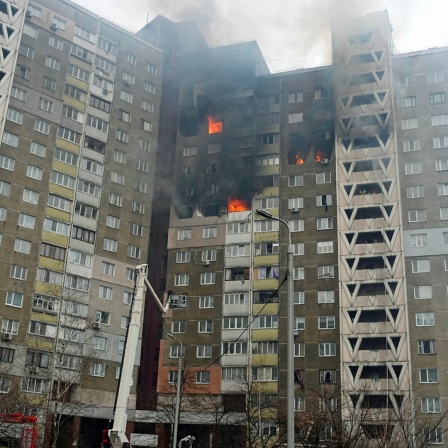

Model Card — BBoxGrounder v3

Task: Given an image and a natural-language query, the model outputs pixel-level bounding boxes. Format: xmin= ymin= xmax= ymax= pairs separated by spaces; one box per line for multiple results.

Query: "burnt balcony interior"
xmin=287 ymin=132 xmax=333 ymax=165
xmin=346 ymin=256 xmax=386 ymax=270
xmin=350 ymin=364 xmax=403 ymax=381
xmin=347 ymin=308 xmax=399 ymax=323
xmin=225 ymin=267 xmax=250 ymax=281
xmin=351 ymin=394 xmax=402 ymax=409
xmin=355 ymin=231 xmax=384 ymax=244
xmin=353 ymin=183 xmax=382 ymax=196
xmin=253 ymin=290 xmax=279 ymax=304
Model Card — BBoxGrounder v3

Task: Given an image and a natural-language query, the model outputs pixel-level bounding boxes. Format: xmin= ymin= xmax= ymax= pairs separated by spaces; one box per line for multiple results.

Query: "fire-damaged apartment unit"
xmin=0 ymin=1 xmax=448 ymax=447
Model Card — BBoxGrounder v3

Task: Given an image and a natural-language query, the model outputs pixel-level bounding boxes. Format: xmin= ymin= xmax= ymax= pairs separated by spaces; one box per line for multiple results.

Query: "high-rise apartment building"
xmin=152 ymin=10 xmax=448 ymax=448
xmin=1 ymin=2 xmax=448 ymax=448
xmin=0 ymin=0 xmax=162 ymax=446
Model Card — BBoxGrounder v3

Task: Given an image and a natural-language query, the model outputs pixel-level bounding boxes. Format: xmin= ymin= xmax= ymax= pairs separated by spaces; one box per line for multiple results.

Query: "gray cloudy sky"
xmin=72 ymin=0 xmax=448 ymax=73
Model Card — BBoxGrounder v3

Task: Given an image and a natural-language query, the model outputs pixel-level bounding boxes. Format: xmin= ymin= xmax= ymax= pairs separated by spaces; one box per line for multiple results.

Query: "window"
xmin=109 ymin=193 xmax=122 ymax=207
xmin=222 ymin=341 xmax=247 ymax=356
xmin=291 ymin=243 xmax=304 ymax=256
xmin=177 ymin=229 xmax=192 ymax=241
xmin=223 ymin=316 xmax=248 ymax=329
xmin=200 ymin=273 xmax=215 ymax=285
xmin=57 ymin=127 xmax=81 ymax=144
xmin=431 ymin=114 xmax=448 ymax=126
xmin=428 ymin=72 xmax=444 ymax=83
xmin=81 ymin=158 xmax=104 ymax=176
xmin=146 ymin=62 xmax=157 ymax=75
xmin=111 ymin=171 xmax=125 ymax=185
xmin=21 ymin=378 xmax=49 ymax=394
xmin=18 ymin=213 xmax=35 ymax=229
xmin=252 ymin=366 xmax=278 ymax=382
xmin=401 ymin=118 xmax=418 ymax=130
xmin=120 ymin=91 xmax=133 ymax=104
xmin=435 ymin=159 xmax=448 ymax=172
xmin=74 ymin=203 xmax=98 ymax=220
xmin=19 ymin=44 xmax=34 ymax=59
xmin=102 ymin=262 xmax=115 ymax=276
xmin=90 ymin=363 xmax=105 ymax=377
xmin=30 ymin=142 xmax=46 ymax=158
xmin=295 ymin=317 xmax=305 ymax=330
xmin=433 ymin=136 xmax=448 ymax=149
xmin=319 ymin=343 xmax=336 ymax=357
xmin=196 ymin=371 xmax=210 ymax=384
xmin=14 ymin=239 xmax=31 ymax=255
xmin=96 ymin=55 xmax=116 ymax=74
xmin=289 ymin=92 xmax=303 ymax=103
xmin=318 ymin=290 xmax=335 ymax=304
xmin=0 ymin=347 xmax=15 ymax=363
xmin=318 ymin=265 xmax=335 ymax=279
xmin=99 ymin=286 xmax=112 ymax=300
xmin=2 ymin=132 xmax=19 ymax=147
xmin=418 ymin=340 xmax=437 ymax=354
xmin=416 ymin=313 xmax=434 ymax=326
xmin=412 ymin=260 xmax=430 ymax=273
xmin=29 ymin=320 xmax=57 ymax=337
xmin=6 ymin=291 xmax=23 ymax=308
xmin=175 ymin=274 xmax=189 ymax=286
xmin=256 ymin=154 xmax=279 ymax=166
xmin=103 ymin=238 xmax=118 ymax=252
xmin=294 ymin=292 xmax=304 ymax=304
xmin=420 ymin=369 xmax=438 ymax=383
xmin=72 ymin=226 xmax=95 ymax=244
xmin=2 ymin=319 xmax=19 ymax=335
xmin=317 ymin=241 xmax=334 ymax=254
xmin=127 ymin=245 xmax=141 ymax=259
xmin=142 ymin=100 xmax=155 ymax=112
xmin=49 ymin=36 xmax=64 ymax=51
xmin=288 ymin=197 xmax=303 ymax=210
xmin=171 ymin=321 xmax=187 ymax=334
xmin=293 ymin=267 xmax=304 ymax=280
xmin=197 ymin=345 xmax=212 ymax=358
xmin=407 ymin=185 xmax=424 ymax=198
xmin=0 ymin=181 xmax=10 ymax=197
xmin=42 ymin=77 xmax=56 ymax=91
xmin=45 ymin=56 xmax=60 ymax=71
xmin=26 ymin=165 xmax=43 ymax=180
xmin=116 ymin=130 xmax=129 ymax=143
xmin=430 ymin=92 xmax=446 ymax=105
xmin=254 ymin=220 xmax=279 ymax=232
xmin=288 ymin=112 xmax=303 ymax=123
xmin=144 ymin=81 xmax=156 ymax=94
xmin=67 ymin=249 xmax=91 ymax=266
xmin=44 ymin=218 xmax=70 ymax=236
xmin=0 ymin=155 xmax=15 ymax=171
xmin=55 ymin=148 xmax=78 ymax=166
xmin=50 ymin=171 xmax=76 ymax=189
xmin=23 ymin=189 xmax=38 ymax=204
xmin=6 ymin=108 xmax=23 ymax=124
xmin=203 ymin=227 xmax=217 ymax=238
xmin=64 ymin=84 xmax=86 ymax=102
xmin=410 ymin=234 xmax=427 ymax=247
xmin=198 ymin=320 xmax=213 ymax=333
xmin=132 ymin=201 xmax=145 ymax=214
xmin=408 ymin=209 xmax=426 ymax=222
xmin=11 ymin=86 xmax=27 ymax=101
xmin=15 ymin=65 xmax=30 ymax=80
xmin=424 ymin=428 xmax=443 ymax=444
xmin=400 ymin=96 xmax=416 ymax=108
xmin=319 ymin=316 xmax=335 ymax=329
xmin=170 ymin=345 xmax=185 ymax=358
xmin=140 ymin=119 xmax=152 ymax=133
xmin=23 ymin=23 xmax=39 ymax=38
xmin=207 ymin=143 xmax=220 ymax=154
xmin=86 ymin=115 xmax=108 ymax=132
xmin=441 ymin=208 xmax=448 ymax=220
xmin=422 ymin=398 xmax=441 ymax=413
xmin=288 ymin=175 xmax=304 ymax=187
xmin=106 ymin=215 xmax=120 ymax=229
xmin=98 ymin=36 xmax=117 ymax=54
xmin=320 ymin=370 xmax=336 ymax=384
xmin=317 ymin=217 xmax=333 ymax=230
xmin=289 ymin=220 xmax=304 ymax=232
xmin=66 ymin=275 xmax=90 ymax=292
xmin=9 ymin=264 xmax=28 ymax=280
xmin=414 ymin=286 xmax=432 ymax=300
xmin=134 ymin=180 xmax=147 ymax=193
xmin=315 ymin=88 xmax=329 ymax=99
xmin=27 ymin=4 xmax=42 ymax=17
xmin=294 ymin=342 xmax=305 ymax=357
xmin=253 ymin=315 xmax=278 ymax=329
xmin=123 ymin=291 xmax=133 ymax=305
xmin=89 ymin=95 xmax=111 ymax=113
xmin=405 ymin=162 xmax=422 ymax=175
xmin=225 ymin=292 xmax=248 ymax=304
xmin=438 ymin=183 xmax=448 ymax=196
xmin=122 ymin=72 xmax=135 ymax=86
xmin=199 ymin=296 xmax=214 ymax=308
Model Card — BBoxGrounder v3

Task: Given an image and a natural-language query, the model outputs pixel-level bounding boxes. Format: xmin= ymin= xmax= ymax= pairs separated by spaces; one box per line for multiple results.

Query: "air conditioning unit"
xmin=202 ymin=260 xmax=210 ymax=266
xmin=25 ymin=10 xmax=32 ymax=18
xmin=29 ymin=366 xmax=39 ymax=374
xmin=321 ymin=158 xmax=329 ymax=165
xmin=291 ymin=207 xmax=299 ymax=213
xmin=293 ymin=329 xmax=299 ymax=336
xmin=50 ymin=23 xmax=58 ymax=31
xmin=3 ymin=333 xmax=12 ymax=341
xmin=93 ymin=322 xmax=101 ymax=329
xmin=102 ymin=89 xmax=109 ymax=95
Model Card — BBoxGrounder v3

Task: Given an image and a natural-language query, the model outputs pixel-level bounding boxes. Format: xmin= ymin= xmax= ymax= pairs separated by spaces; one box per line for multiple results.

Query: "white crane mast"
xmin=108 ymin=264 xmax=188 ymax=448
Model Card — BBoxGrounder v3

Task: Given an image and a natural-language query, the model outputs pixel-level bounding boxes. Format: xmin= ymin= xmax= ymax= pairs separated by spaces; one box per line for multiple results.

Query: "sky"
xmin=72 ymin=0 xmax=448 ymax=73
